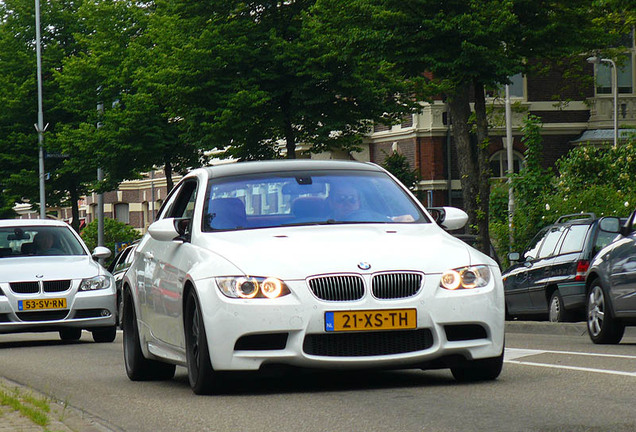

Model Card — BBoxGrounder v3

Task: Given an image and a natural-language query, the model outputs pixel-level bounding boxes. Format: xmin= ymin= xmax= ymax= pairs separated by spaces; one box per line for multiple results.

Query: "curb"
xmin=505 ymin=320 xmax=588 ymax=336
xmin=0 ymin=376 xmax=114 ymax=432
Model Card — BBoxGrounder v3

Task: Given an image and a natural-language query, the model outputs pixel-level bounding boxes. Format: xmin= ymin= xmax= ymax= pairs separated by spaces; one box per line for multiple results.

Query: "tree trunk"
xmin=472 ymin=80 xmax=492 ymax=255
xmin=164 ymin=161 xmax=174 ymax=193
xmin=281 ymin=92 xmax=296 ymax=159
xmin=69 ymin=184 xmax=81 ymax=234
xmin=446 ymin=83 xmax=478 ymax=233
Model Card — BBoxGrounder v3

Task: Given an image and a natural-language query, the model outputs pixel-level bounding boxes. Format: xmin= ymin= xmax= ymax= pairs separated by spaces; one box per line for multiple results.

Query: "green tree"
xmin=144 ymin=0 xmax=413 ymax=161
xmin=81 ymin=217 xmax=141 ymax=263
xmin=381 ymin=151 xmax=420 ymax=190
xmin=310 ymin=0 xmax=626 ymax=254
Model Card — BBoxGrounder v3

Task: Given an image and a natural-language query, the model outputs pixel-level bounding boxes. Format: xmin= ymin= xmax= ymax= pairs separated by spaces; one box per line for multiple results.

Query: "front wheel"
xmin=185 ymin=290 xmax=218 ymax=395
xmin=59 ymin=328 xmax=82 ymax=342
xmin=123 ymin=288 xmax=176 ymax=380
xmin=450 ymin=351 xmax=504 ymax=382
xmin=92 ymin=326 xmax=117 ymax=343
xmin=587 ymin=280 xmax=625 ymax=344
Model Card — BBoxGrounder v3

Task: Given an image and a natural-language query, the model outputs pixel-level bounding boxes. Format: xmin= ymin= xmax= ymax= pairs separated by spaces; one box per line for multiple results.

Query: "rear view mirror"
xmin=598 ymin=217 xmax=621 ymax=233
xmin=508 ymin=252 xmax=520 ymax=262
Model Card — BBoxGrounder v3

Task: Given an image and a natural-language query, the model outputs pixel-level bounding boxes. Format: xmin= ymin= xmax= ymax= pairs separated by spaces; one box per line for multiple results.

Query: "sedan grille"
xmin=308 ymin=275 xmax=364 ymax=301
xmin=303 ymin=329 xmax=433 ymax=357
xmin=372 ymin=272 xmax=423 ymax=299
xmin=9 ymin=282 xmax=39 ymax=294
xmin=43 ymin=280 xmax=71 ymax=293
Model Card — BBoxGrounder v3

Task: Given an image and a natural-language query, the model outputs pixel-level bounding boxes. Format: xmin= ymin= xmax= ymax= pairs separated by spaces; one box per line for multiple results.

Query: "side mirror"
xmin=508 ymin=252 xmax=520 ymax=262
xmin=598 ymin=217 xmax=621 ymax=233
xmin=92 ymin=246 xmax=112 ymax=260
xmin=426 ymin=207 xmax=468 ymax=231
xmin=148 ymin=218 xmax=181 ymax=241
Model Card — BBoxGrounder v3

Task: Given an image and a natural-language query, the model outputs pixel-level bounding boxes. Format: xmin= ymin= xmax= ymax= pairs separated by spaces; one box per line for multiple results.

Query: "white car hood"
xmin=201 ymin=224 xmax=478 ymax=280
xmin=0 ymin=256 xmax=104 ymax=282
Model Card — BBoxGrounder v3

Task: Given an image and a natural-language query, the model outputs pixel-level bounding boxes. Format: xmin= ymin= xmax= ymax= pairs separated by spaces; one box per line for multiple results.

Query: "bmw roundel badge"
xmin=357 ymin=262 xmax=371 ymax=270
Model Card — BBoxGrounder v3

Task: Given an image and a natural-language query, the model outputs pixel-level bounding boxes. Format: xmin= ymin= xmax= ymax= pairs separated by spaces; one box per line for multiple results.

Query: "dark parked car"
xmin=585 ymin=209 xmax=636 ymax=344
xmin=502 ymin=213 xmax=621 ymax=322
xmin=107 ymin=241 xmax=138 ymax=327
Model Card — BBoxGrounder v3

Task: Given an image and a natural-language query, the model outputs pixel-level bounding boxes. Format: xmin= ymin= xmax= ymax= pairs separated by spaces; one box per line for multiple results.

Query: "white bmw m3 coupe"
xmin=122 ymin=160 xmax=504 ymax=394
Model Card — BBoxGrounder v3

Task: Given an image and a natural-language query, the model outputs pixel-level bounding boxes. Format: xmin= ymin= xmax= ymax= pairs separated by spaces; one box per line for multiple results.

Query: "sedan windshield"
xmin=203 ymin=170 xmax=429 ymax=231
xmin=0 ymin=226 xmax=86 ymax=257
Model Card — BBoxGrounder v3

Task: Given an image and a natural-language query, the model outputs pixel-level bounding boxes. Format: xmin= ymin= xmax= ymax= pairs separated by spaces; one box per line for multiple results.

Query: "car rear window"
xmin=537 ymin=226 xmax=564 ymax=258
xmin=558 ymin=224 xmax=590 ymax=254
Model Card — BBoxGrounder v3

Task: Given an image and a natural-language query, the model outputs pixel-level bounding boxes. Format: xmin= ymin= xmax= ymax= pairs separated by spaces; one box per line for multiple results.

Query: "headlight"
xmin=79 ymin=275 xmax=112 ymax=291
xmin=440 ymin=265 xmax=491 ymax=290
xmin=216 ymin=277 xmax=290 ymax=299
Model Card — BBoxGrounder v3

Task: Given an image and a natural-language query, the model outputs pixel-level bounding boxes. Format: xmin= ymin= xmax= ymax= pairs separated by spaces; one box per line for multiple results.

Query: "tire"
xmin=117 ymin=292 xmax=124 ymax=329
xmin=59 ymin=328 xmax=82 ymax=341
xmin=451 ymin=351 xmax=504 ymax=382
xmin=185 ymin=290 xmax=218 ymax=395
xmin=123 ymin=288 xmax=176 ymax=381
xmin=548 ymin=290 xmax=571 ymax=323
xmin=92 ymin=326 xmax=117 ymax=343
xmin=587 ymin=280 xmax=625 ymax=344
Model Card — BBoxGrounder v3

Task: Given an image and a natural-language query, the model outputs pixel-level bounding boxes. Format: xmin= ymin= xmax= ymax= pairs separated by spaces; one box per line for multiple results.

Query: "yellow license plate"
xmin=325 ymin=309 xmax=417 ymax=332
xmin=18 ymin=298 xmax=67 ymax=311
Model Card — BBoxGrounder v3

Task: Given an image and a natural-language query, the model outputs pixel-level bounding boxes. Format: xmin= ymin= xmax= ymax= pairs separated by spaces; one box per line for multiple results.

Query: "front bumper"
xmin=197 ymin=269 xmax=505 ymax=371
xmin=0 ymin=280 xmax=116 ymax=334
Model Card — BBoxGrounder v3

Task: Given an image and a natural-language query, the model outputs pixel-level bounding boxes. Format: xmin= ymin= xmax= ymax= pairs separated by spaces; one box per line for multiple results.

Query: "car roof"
xmin=194 ymin=160 xmax=383 ymax=180
xmin=0 ymin=219 xmax=70 ymax=228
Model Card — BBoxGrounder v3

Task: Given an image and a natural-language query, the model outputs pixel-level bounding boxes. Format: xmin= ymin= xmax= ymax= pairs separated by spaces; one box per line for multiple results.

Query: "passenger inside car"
xmin=34 ymin=231 xmax=64 ymax=255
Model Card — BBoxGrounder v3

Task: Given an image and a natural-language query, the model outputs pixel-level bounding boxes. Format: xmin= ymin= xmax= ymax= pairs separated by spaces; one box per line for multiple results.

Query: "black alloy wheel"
xmin=122 ymin=287 xmax=176 ymax=380
xmin=450 ymin=349 xmax=504 ymax=382
xmin=185 ymin=290 xmax=217 ymax=395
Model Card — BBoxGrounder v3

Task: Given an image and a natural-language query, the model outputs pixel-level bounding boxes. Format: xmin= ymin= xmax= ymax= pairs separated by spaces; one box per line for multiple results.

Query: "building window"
xmin=489 ymin=150 xmax=525 ymax=178
xmin=114 ymin=203 xmax=129 ymax=224
xmin=596 ymin=31 xmax=635 ymax=95
xmin=487 ymin=73 xmax=525 ymax=98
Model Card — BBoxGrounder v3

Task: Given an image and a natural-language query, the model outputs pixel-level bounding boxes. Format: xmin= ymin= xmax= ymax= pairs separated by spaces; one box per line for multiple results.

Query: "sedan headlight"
xmin=79 ymin=275 xmax=112 ymax=291
xmin=216 ymin=277 xmax=290 ymax=299
xmin=440 ymin=265 xmax=491 ymax=290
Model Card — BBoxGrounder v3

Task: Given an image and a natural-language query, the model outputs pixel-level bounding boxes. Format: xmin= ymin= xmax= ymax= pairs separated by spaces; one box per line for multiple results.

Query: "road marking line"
xmin=506 ymin=347 xmax=636 ymax=360
xmin=505 ymin=359 xmax=636 ymax=377
xmin=505 ymin=348 xmax=636 ymax=377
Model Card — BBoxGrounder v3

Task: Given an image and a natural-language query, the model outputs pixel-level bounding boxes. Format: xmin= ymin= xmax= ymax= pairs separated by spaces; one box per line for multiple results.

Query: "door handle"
xmin=144 ymin=251 xmax=154 ymax=260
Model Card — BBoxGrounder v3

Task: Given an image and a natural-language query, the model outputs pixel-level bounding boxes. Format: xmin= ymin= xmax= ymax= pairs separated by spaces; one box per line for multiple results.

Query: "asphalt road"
xmin=1 ymin=323 xmax=635 ymax=432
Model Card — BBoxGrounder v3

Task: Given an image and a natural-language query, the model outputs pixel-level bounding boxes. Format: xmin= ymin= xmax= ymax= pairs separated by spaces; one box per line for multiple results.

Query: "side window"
xmin=559 ymin=224 xmax=590 ymax=255
xmin=537 ymin=226 xmax=564 ymax=259
xmin=523 ymin=228 xmax=549 ymax=261
xmin=165 ymin=181 xmax=198 ymax=219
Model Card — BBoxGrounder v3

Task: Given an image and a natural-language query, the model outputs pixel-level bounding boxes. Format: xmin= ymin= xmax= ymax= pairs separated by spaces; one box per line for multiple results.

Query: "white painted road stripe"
xmin=505 ymin=348 xmax=636 ymax=377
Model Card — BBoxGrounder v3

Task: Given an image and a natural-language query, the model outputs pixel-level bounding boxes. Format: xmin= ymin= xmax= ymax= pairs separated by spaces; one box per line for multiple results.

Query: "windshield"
xmin=0 ymin=226 xmax=87 ymax=258
xmin=202 ymin=169 xmax=429 ymax=231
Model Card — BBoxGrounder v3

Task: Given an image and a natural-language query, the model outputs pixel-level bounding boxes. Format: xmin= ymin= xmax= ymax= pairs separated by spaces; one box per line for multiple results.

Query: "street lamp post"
xmin=587 ymin=56 xmax=618 ymax=147
xmin=35 ymin=0 xmax=46 ymax=218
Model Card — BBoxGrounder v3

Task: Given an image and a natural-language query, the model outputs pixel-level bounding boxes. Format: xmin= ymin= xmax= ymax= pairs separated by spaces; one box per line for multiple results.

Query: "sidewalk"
xmin=0 ymin=376 xmax=110 ymax=432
